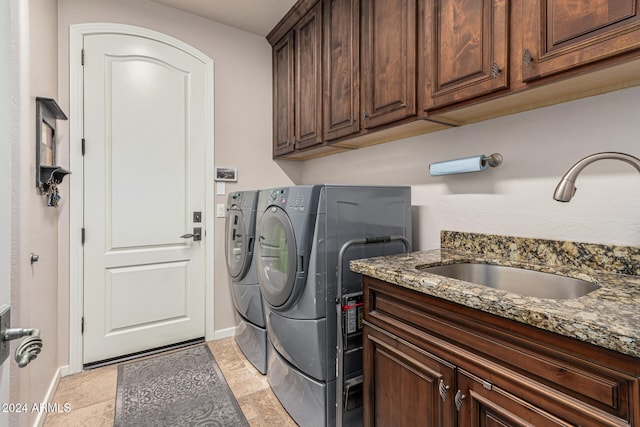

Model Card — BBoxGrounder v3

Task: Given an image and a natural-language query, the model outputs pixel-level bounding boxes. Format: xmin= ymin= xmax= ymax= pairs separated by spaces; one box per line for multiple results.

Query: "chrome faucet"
xmin=553 ymin=152 xmax=640 ymax=202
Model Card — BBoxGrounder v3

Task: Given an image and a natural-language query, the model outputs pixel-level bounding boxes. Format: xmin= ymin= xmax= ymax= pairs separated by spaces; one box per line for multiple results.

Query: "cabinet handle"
xmin=490 ymin=61 xmax=501 ymax=79
xmin=439 ymin=379 xmax=450 ymax=401
xmin=454 ymin=390 xmax=466 ymax=411
xmin=523 ymin=48 xmax=533 ymax=67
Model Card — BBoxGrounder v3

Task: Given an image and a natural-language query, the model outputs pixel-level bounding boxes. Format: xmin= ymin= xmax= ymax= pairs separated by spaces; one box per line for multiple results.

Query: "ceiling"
xmin=148 ymin=0 xmax=298 ymax=37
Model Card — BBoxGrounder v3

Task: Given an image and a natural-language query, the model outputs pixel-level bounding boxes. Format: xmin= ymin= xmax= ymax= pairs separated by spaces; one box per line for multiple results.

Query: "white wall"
xmin=0 ymin=1 xmax=13 ymax=425
xmin=301 ymin=86 xmax=640 ymax=249
xmin=8 ymin=0 xmax=62 ymax=425
xmin=57 ymin=0 xmax=300 ymax=360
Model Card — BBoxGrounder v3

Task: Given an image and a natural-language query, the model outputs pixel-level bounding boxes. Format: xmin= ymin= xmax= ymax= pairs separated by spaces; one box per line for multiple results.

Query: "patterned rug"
xmin=114 ymin=344 xmax=249 ymax=427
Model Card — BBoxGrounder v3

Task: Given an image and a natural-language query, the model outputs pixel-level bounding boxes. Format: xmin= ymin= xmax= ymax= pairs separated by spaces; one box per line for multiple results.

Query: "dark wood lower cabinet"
xmin=362 ymin=276 xmax=640 ymax=427
xmin=456 ymin=370 xmax=572 ymax=426
xmin=364 ymin=324 xmax=456 ymax=426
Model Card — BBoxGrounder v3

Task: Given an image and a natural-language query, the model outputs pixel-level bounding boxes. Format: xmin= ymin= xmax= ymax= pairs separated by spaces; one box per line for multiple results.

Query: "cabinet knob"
xmin=439 ymin=379 xmax=450 ymax=401
xmin=491 ymin=61 xmax=501 ymax=79
xmin=454 ymin=390 xmax=466 ymax=411
xmin=523 ymin=48 xmax=534 ymax=67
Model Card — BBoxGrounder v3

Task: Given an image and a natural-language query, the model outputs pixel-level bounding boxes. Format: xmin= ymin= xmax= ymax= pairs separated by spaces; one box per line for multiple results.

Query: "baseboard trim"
xmin=213 ymin=326 xmax=236 ymax=340
xmin=33 ymin=366 xmax=62 ymax=427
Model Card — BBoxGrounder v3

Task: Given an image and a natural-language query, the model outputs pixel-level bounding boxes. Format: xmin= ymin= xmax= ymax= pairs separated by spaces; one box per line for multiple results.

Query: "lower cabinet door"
xmin=455 ymin=370 xmax=572 ymax=427
xmin=363 ymin=324 xmax=456 ymax=426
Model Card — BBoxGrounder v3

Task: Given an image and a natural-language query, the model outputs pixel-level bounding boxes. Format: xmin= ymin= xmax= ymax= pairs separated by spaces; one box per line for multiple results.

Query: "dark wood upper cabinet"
xmin=423 ymin=0 xmax=510 ymax=111
xmin=270 ymin=0 xmax=323 ymax=157
xmin=522 ymin=0 xmax=640 ymax=81
xmin=361 ymin=0 xmax=418 ymax=129
xmin=269 ymin=0 xmax=640 ymax=159
xmin=272 ymin=32 xmax=295 ymax=157
xmin=324 ymin=0 xmax=360 ymax=141
xmin=294 ymin=1 xmax=323 ymax=149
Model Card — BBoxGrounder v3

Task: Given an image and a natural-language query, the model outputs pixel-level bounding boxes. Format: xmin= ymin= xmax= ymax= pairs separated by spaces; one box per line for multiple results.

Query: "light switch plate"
xmin=0 ymin=305 xmax=10 ymax=365
xmin=216 ymin=204 xmax=226 ymax=218
xmin=216 ymin=182 xmax=225 ymax=195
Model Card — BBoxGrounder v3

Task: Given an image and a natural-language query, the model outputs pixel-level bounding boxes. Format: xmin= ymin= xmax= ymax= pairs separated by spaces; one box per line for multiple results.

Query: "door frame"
xmin=69 ymin=23 xmax=215 ymax=374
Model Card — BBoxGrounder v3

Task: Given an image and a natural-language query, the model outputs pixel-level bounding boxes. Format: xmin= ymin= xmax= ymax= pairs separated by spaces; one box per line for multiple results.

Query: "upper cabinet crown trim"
xmin=267 ymin=0 xmax=321 ymax=45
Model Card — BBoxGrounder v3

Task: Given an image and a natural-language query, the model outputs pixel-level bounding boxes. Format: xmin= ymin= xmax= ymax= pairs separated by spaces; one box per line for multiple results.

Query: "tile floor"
xmin=43 ymin=338 xmax=297 ymax=426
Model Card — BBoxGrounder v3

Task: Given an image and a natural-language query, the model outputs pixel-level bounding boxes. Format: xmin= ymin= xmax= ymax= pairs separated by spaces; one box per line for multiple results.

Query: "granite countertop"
xmin=350 ymin=231 xmax=640 ymax=359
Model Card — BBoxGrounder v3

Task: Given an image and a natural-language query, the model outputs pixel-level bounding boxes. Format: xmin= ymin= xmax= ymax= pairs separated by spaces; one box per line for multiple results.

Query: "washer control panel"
xmin=230 ymin=192 xmax=256 ymax=209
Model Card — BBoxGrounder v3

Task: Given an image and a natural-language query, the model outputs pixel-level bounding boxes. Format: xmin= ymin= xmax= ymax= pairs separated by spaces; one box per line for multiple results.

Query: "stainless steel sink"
xmin=419 ymin=263 xmax=600 ymax=299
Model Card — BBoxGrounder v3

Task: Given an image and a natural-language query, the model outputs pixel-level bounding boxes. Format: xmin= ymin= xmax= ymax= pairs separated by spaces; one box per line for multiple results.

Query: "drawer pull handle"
xmin=439 ymin=379 xmax=450 ymax=401
xmin=455 ymin=390 xmax=466 ymax=411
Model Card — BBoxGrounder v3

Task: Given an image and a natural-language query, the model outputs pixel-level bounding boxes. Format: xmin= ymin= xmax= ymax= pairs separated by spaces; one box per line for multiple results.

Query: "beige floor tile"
xmin=48 ymin=364 xmax=117 ymax=410
xmin=44 ymin=399 xmax=114 ymax=427
xmin=43 ymin=338 xmax=296 ymax=427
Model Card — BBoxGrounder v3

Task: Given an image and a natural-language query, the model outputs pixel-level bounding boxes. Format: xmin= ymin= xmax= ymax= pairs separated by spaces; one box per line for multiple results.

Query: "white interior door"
xmin=82 ymin=33 xmax=208 ymax=364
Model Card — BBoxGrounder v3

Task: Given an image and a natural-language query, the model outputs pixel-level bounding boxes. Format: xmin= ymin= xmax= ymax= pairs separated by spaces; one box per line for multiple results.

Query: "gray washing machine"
xmin=256 ymin=185 xmax=412 ymax=426
xmin=225 ymin=190 xmax=267 ymax=374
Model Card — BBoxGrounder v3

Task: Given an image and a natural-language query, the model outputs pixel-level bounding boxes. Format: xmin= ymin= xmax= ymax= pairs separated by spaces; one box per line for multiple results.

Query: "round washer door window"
xmin=257 ymin=206 xmax=297 ymax=308
xmin=225 ymin=207 xmax=249 ymax=280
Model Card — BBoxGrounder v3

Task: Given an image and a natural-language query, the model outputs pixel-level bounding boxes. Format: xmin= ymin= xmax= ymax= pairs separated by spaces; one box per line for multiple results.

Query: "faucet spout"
xmin=553 ymin=152 xmax=640 ymax=202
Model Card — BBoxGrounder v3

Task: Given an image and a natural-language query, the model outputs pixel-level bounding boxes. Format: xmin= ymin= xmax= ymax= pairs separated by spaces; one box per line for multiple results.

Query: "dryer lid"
xmin=256 ymin=206 xmax=298 ymax=308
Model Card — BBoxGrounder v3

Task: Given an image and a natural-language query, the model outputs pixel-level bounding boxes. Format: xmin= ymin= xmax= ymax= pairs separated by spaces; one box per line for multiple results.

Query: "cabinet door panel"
xmin=361 ymin=0 xmax=418 ymax=129
xmin=295 ymin=1 xmax=323 ymax=150
xmin=549 ymin=1 xmax=636 ymax=46
xmin=456 ymin=370 xmax=573 ymax=427
xmin=273 ymin=33 xmax=295 ymax=156
xmin=522 ymin=0 xmax=640 ymax=81
xmin=364 ymin=325 xmax=456 ymax=426
xmin=424 ymin=0 xmax=509 ymax=110
xmin=324 ymin=0 xmax=360 ymax=141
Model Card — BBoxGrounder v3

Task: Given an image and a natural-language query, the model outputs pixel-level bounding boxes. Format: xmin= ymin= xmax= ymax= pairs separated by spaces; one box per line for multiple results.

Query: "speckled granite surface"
xmin=350 ymin=231 xmax=640 ymax=358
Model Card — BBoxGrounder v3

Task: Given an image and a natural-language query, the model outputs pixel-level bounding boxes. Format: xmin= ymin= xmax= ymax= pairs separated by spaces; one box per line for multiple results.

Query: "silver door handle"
xmin=180 ymin=227 xmax=201 ymax=241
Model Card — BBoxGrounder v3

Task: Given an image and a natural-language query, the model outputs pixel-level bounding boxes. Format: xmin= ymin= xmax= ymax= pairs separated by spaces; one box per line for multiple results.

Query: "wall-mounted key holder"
xmin=36 ymin=97 xmax=70 ymax=205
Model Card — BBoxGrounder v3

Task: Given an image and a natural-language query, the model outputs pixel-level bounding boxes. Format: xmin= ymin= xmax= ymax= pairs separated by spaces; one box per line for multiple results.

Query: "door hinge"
xmin=81 ymin=138 xmax=85 ymax=155
xmin=81 ymin=49 xmax=85 ymax=66
xmin=81 ymin=228 xmax=85 ymax=245
xmin=81 ymin=317 xmax=84 ymax=334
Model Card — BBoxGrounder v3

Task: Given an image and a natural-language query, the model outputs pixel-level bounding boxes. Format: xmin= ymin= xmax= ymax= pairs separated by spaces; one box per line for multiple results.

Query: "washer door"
xmin=257 ymin=206 xmax=297 ymax=308
xmin=225 ymin=206 xmax=251 ymax=280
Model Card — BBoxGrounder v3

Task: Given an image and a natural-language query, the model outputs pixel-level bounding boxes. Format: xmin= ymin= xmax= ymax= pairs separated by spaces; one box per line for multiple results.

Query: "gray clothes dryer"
xmin=256 ymin=185 xmax=412 ymax=426
xmin=225 ymin=190 xmax=267 ymax=374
